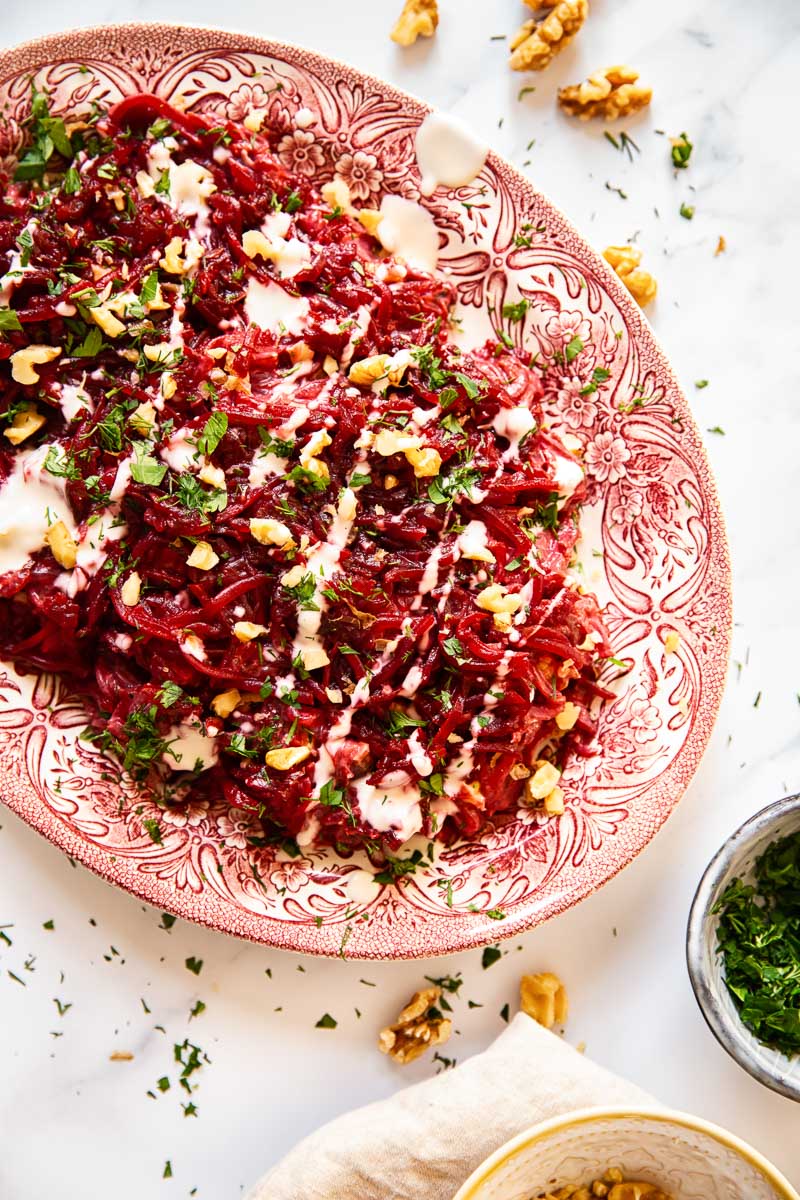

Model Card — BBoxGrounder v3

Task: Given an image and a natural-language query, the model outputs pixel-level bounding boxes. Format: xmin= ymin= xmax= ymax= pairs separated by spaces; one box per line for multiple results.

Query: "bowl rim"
xmin=0 ymin=20 xmax=732 ymax=959
xmin=451 ymin=1105 xmax=800 ymax=1200
xmin=686 ymin=793 xmax=800 ymax=1102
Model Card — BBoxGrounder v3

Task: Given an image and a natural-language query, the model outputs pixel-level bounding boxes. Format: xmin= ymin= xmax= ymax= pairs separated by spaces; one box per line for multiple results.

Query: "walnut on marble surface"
xmin=603 ymin=244 xmax=658 ymax=307
xmin=520 ymin=971 xmax=569 ymax=1029
xmin=390 ymin=0 xmax=439 ymax=46
xmin=378 ymin=985 xmax=452 ymax=1064
xmin=558 ymin=65 xmax=652 ymax=120
xmin=510 ymin=0 xmax=589 ymax=72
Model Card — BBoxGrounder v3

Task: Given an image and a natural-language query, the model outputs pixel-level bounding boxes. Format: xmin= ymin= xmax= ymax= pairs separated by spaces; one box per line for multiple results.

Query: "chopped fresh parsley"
xmin=157 ymin=681 xmax=187 ymax=709
xmin=713 ymin=831 xmax=800 ymax=1056
xmin=671 ymin=132 xmax=693 ymax=169
xmin=680 ymin=202 xmax=695 ymax=220
xmin=175 ymin=474 xmax=227 ymax=515
xmin=14 ymin=83 xmax=76 ymax=183
xmin=130 ymin=440 xmax=167 ymax=487
xmin=258 ymin=426 xmax=295 ymax=458
xmin=385 ymin=710 xmax=426 ymax=737
xmin=0 ymin=308 xmax=22 ymax=334
xmin=44 ymin=445 xmax=81 ymax=480
xmin=316 ymin=1013 xmax=337 ymax=1028
xmin=282 ymin=571 xmax=319 ymax=611
xmin=579 ymin=367 xmax=611 ymax=396
xmin=142 ymin=817 xmax=163 ymax=845
xmin=565 ymin=335 xmax=583 ymax=363
xmin=154 ymin=168 xmax=171 ymax=195
xmin=502 ymin=299 xmax=529 ymax=322
xmin=453 ymin=372 xmax=484 ymax=401
xmin=62 ymin=166 xmax=81 ymax=194
xmin=428 ymin=463 xmax=482 ymax=506
xmin=287 ymin=465 xmax=329 ymax=494
xmin=443 ymin=635 xmax=466 ymax=662
xmin=72 ymin=326 xmax=104 ymax=358
xmin=196 ymin=411 xmax=228 ymax=457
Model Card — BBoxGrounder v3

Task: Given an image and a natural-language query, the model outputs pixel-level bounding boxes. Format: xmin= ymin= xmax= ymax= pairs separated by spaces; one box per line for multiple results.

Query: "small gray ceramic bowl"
xmin=687 ymin=793 xmax=800 ymax=1102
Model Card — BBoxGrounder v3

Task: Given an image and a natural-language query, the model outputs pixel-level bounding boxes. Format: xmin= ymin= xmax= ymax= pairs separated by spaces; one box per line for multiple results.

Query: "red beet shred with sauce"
xmin=0 ymin=89 xmax=610 ymax=858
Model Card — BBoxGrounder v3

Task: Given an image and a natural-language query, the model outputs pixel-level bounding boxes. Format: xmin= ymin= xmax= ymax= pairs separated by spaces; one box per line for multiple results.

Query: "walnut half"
xmin=558 ymin=65 xmax=652 ymax=120
xmin=391 ymin=0 xmax=439 ymax=46
xmin=378 ymin=985 xmax=452 ymax=1064
xmin=510 ymin=0 xmax=589 ymax=72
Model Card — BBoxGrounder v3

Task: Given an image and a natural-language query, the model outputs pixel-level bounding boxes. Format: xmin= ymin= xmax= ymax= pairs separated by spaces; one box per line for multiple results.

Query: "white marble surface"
xmin=2 ymin=0 xmax=800 ymax=1196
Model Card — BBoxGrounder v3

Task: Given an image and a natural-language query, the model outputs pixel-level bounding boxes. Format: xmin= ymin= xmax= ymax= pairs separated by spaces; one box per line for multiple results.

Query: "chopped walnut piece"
xmin=603 ymin=245 xmax=657 ymax=307
xmin=3 ymin=404 xmax=47 ymax=444
xmin=265 ymin=745 xmax=312 ymax=770
xmin=535 ymin=1174 xmax=672 ymax=1200
xmin=524 ymin=759 xmax=561 ymax=801
xmin=378 ymin=985 xmax=452 ymax=1064
xmin=558 ymin=65 xmax=652 ymax=121
xmin=405 ymin=445 xmax=442 ymax=478
xmin=390 ymin=0 xmax=439 ymax=46
xmin=120 ymin=571 xmax=142 ymax=607
xmin=210 ymin=689 xmax=241 ymax=719
xmin=9 ymin=346 xmax=61 ymax=387
xmin=520 ymin=971 xmax=568 ymax=1029
xmin=510 ymin=0 xmax=588 ymax=72
xmin=44 ymin=520 xmax=77 ymax=570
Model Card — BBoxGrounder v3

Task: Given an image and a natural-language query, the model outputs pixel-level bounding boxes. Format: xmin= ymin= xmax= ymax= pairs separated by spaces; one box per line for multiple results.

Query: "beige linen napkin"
xmin=247 ymin=1012 xmax=657 ymax=1200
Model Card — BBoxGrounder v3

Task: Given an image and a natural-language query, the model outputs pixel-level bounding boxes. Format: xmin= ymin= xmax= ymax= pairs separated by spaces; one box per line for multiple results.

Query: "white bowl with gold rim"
xmin=451 ymin=1108 xmax=799 ymax=1200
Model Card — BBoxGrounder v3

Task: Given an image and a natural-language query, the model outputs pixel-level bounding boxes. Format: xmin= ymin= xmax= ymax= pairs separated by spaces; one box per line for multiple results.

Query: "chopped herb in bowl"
xmin=713 ymin=830 xmax=800 ymax=1056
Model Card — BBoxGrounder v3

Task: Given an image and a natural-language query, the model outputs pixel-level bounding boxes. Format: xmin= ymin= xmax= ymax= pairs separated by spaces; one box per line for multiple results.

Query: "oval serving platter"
xmin=0 ymin=23 xmax=731 ymax=958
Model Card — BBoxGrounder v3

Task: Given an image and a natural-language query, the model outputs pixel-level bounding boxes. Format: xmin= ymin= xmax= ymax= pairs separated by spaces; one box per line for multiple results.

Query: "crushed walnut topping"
xmin=558 ymin=65 xmax=652 ymax=121
xmin=534 ymin=1169 xmax=673 ymax=1200
xmin=510 ymin=0 xmax=589 ymax=72
xmin=603 ymin=244 xmax=657 ymax=307
xmin=391 ymin=0 xmax=439 ymax=46
xmin=378 ymin=985 xmax=452 ymax=1064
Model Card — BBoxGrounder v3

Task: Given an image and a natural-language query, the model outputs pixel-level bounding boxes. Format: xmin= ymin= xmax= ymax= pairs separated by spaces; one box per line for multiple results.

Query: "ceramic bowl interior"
xmin=687 ymin=794 xmax=800 ymax=1102
xmin=452 ymin=1108 xmax=799 ymax=1200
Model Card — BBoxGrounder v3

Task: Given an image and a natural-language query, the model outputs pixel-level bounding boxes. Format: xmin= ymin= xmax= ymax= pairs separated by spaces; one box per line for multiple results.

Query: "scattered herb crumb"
xmin=316 ymin=1013 xmax=337 ymax=1029
xmin=185 ymin=956 xmax=203 ymax=975
xmin=482 ymin=945 xmax=502 ymax=970
xmin=671 ymin=132 xmax=693 ymax=169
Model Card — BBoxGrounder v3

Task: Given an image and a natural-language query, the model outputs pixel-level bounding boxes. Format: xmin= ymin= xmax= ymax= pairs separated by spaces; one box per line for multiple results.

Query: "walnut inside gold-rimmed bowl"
xmin=452 ymin=1108 xmax=799 ymax=1200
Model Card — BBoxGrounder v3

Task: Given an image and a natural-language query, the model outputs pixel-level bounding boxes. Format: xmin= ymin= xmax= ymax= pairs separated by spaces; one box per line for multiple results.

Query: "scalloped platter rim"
xmin=0 ymin=22 xmax=732 ymax=959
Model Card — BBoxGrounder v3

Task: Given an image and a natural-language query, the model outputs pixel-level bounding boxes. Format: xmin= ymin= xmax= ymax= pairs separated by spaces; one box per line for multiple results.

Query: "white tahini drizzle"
xmin=415 ymin=112 xmax=488 ymax=196
xmin=244 ymin=278 xmax=309 ymax=334
xmin=0 ymin=446 xmax=74 ymax=575
xmin=375 ymin=195 xmax=439 ymax=273
xmin=164 ymin=723 xmax=219 ymax=773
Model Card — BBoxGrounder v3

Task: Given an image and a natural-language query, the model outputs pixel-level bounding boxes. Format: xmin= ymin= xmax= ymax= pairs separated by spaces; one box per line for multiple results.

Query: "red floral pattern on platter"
xmin=0 ymin=25 xmax=732 ymax=959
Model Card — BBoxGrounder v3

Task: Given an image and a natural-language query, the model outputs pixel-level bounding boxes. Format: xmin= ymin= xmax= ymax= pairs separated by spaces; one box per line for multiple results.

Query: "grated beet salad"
xmin=0 ymin=87 xmax=611 ymax=858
